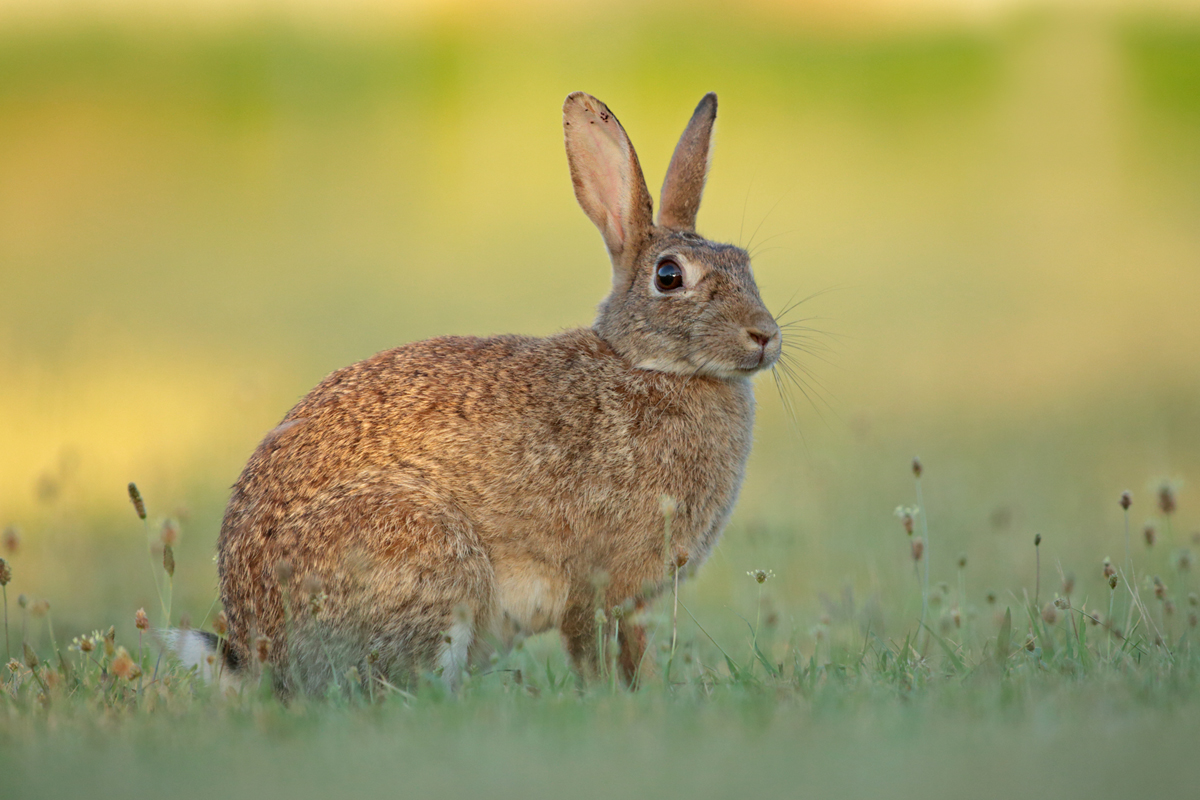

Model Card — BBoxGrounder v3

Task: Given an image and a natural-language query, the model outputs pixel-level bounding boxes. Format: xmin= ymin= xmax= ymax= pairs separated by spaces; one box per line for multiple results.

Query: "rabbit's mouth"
xmin=691 ymin=320 xmax=782 ymax=378
xmin=692 ymin=346 xmax=781 ymax=380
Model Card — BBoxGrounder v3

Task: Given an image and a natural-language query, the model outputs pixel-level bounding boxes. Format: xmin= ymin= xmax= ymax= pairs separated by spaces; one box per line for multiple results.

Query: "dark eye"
xmin=654 ymin=260 xmax=684 ymax=292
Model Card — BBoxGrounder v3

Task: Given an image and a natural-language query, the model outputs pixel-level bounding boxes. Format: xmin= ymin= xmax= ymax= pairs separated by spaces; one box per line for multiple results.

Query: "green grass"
xmin=2 ymin=466 xmax=1199 ymax=800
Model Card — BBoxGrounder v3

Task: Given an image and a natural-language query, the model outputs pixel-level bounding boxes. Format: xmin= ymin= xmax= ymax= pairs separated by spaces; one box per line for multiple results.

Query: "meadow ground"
xmin=2 ymin=4 xmax=1200 ymax=797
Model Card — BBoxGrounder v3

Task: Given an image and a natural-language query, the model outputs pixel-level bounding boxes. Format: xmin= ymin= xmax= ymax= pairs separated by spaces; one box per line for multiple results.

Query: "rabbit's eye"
xmin=654 ymin=260 xmax=684 ymax=292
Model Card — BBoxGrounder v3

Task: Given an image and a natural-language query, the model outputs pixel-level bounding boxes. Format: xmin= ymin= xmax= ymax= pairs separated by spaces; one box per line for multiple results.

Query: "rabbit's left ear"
xmin=658 ymin=93 xmax=717 ymax=231
xmin=564 ymin=92 xmax=654 ymax=269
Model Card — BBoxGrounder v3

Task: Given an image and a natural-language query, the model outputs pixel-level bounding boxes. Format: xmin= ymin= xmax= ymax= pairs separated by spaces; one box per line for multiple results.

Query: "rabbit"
xmin=170 ymin=91 xmax=782 ymax=695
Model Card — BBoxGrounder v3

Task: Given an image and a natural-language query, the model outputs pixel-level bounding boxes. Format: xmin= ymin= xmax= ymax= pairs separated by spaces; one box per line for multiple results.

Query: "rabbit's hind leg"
xmin=560 ymin=593 xmax=649 ymax=689
xmin=617 ymin=621 xmax=648 ymax=689
xmin=281 ymin=476 xmax=497 ymax=693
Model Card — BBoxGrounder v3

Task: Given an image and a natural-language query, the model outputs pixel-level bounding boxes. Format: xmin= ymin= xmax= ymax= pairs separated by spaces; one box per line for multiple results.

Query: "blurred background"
xmin=1 ymin=0 xmax=1199 ymax=646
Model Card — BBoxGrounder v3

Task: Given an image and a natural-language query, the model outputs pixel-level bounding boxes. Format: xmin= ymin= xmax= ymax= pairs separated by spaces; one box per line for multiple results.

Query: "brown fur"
xmin=215 ymin=93 xmax=781 ymax=694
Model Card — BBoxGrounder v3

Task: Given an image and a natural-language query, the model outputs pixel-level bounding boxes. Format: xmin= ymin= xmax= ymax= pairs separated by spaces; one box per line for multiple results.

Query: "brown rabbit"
xmin=170 ymin=92 xmax=781 ymax=694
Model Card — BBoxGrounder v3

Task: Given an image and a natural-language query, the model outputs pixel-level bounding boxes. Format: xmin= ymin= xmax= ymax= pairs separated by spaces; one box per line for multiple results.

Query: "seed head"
xmin=112 ymin=648 xmax=139 ymax=681
xmin=1119 ymin=491 xmax=1132 ymax=511
xmin=1109 ymin=574 xmax=1119 ymax=590
xmin=307 ymin=585 xmax=326 ymax=618
xmin=950 ymin=607 xmax=962 ymax=628
xmin=0 ymin=558 xmax=11 ymax=586
xmin=17 ymin=594 xmax=28 ymax=609
xmin=659 ymin=495 xmax=678 ymax=518
xmin=1190 ymin=612 xmax=1198 ymax=629
xmin=1176 ymin=549 xmax=1192 ymax=572
xmin=911 ymin=457 xmax=923 ymax=478
xmin=30 ymin=599 xmax=49 ymax=618
xmin=1189 ymin=592 xmax=1199 ymax=608
xmin=23 ymin=642 xmax=39 ymax=668
xmin=957 ymin=554 xmax=968 ymax=570
xmin=911 ymin=537 xmax=924 ymax=562
xmin=747 ymin=569 xmax=774 ymax=585
xmin=1164 ymin=599 xmax=1176 ymax=616
xmin=1054 ymin=596 xmax=1070 ymax=610
xmin=7 ymin=658 xmax=21 ymax=673
xmin=79 ymin=636 xmax=95 ymax=653
xmin=1153 ymin=576 xmax=1166 ymax=600
xmin=308 ymin=590 xmax=326 ymax=615
xmin=589 ymin=569 xmax=610 ymax=593
xmin=300 ymin=573 xmax=323 ymax=596
xmin=1088 ymin=611 xmax=1101 ymax=626
xmin=1103 ymin=558 xmax=1115 ymax=579
xmin=127 ymin=483 xmax=147 ymax=520
xmin=367 ymin=649 xmax=379 ymax=666
xmin=1062 ymin=573 xmax=1075 ymax=596
xmin=674 ymin=552 xmax=689 ymax=570
xmin=162 ymin=545 xmax=175 ymax=578
xmin=213 ymin=611 xmax=228 ymax=637
xmin=1041 ymin=603 xmax=1058 ymax=625
xmin=985 ymin=591 xmax=997 ymax=605
xmin=1034 ymin=533 xmax=1042 ymax=547
xmin=1144 ymin=524 xmax=1156 ymax=547
xmin=135 ymin=608 xmax=149 ymax=631
xmin=103 ymin=626 xmax=116 ymax=657
xmin=894 ymin=506 xmax=918 ymax=535
xmin=593 ymin=607 xmax=607 ymax=625
xmin=255 ymin=635 xmax=270 ymax=663
xmin=2 ymin=526 xmax=18 ymax=555
xmin=1157 ymin=480 xmax=1177 ymax=516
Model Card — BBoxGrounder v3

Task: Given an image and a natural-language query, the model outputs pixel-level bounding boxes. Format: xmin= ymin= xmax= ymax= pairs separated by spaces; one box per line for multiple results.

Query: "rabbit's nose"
xmin=746 ymin=328 xmax=773 ymax=348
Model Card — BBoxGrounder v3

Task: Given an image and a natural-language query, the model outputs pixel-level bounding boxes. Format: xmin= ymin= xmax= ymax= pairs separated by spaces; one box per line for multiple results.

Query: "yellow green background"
xmin=2 ymin=1 xmax=1199 ymax=643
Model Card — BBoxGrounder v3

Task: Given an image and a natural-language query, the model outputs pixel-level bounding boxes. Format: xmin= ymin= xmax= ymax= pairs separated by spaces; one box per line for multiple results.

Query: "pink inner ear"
xmin=572 ymin=107 xmax=631 ymax=246
xmin=583 ymin=127 xmax=627 ymax=241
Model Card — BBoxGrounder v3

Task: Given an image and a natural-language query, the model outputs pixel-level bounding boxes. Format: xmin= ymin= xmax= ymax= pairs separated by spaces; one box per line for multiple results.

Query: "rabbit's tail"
xmin=158 ymin=628 xmax=243 ymax=691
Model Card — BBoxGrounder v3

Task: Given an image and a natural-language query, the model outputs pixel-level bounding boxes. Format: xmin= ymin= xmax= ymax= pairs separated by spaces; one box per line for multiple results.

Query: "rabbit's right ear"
xmin=659 ymin=93 xmax=717 ymax=231
xmin=564 ymin=92 xmax=654 ymax=270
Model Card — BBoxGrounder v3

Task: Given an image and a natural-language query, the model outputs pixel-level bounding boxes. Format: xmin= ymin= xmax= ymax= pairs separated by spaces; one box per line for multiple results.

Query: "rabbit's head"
xmin=564 ymin=92 xmax=780 ymax=379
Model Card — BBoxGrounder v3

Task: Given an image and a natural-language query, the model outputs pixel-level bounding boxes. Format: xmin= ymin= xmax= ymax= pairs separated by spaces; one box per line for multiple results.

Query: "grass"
xmin=2 ymin=469 xmax=1199 ymax=800
xmin=2 ymin=5 xmax=1200 ymax=798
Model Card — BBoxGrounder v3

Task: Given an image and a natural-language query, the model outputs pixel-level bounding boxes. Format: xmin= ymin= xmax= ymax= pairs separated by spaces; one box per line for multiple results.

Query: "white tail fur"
xmin=157 ymin=628 xmax=242 ymax=691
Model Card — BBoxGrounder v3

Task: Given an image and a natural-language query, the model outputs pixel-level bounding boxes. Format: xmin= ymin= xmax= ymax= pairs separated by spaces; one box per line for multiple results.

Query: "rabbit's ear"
xmin=564 ymin=92 xmax=654 ymax=267
xmin=658 ymin=93 xmax=717 ymax=231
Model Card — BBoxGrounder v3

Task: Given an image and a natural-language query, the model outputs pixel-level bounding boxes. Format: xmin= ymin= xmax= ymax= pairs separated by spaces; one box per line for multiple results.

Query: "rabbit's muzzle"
xmin=729 ymin=311 xmax=782 ymax=375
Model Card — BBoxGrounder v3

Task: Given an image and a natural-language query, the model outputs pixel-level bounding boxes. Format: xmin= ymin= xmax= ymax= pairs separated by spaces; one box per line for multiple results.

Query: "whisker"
xmin=738 ymin=179 xmax=753 ymax=249
xmin=774 ymin=286 xmax=845 ymax=323
xmin=771 ymin=365 xmax=805 ymax=445
xmin=746 ymin=189 xmax=791 ymax=253
xmin=777 ymin=355 xmax=841 ymax=420
xmin=776 ymin=361 xmax=830 ymax=426
xmin=748 ymin=230 xmax=795 ymax=260
xmin=781 ymin=343 xmax=839 ymax=365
